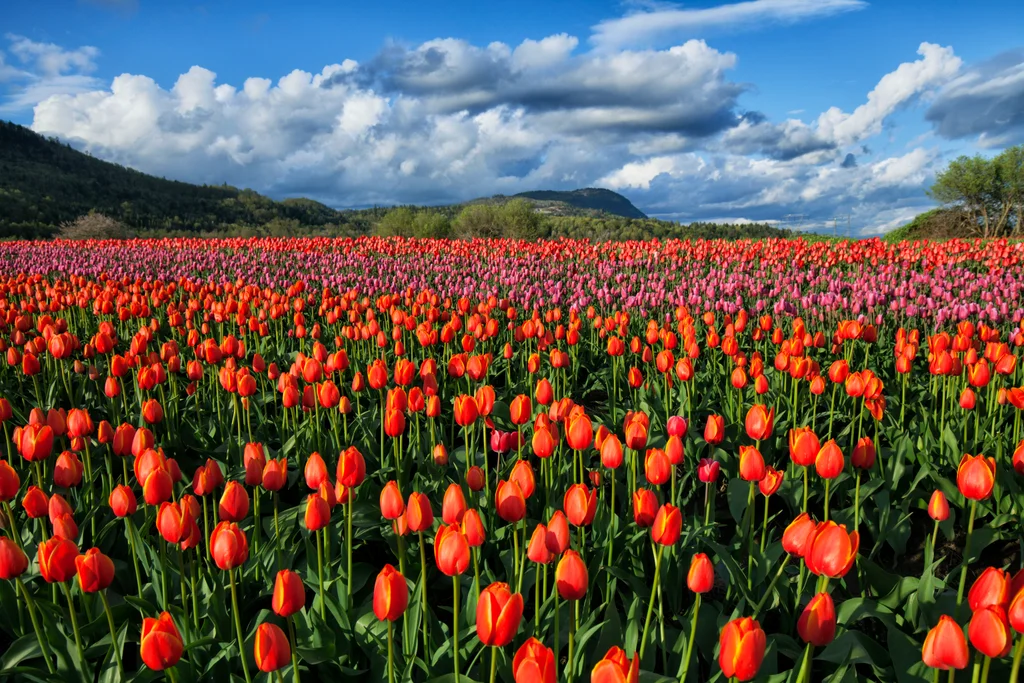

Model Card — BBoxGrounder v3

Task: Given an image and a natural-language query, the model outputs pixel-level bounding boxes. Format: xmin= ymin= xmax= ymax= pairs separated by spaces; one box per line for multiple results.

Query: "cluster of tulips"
xmin=0 ymin=237 xmax=1022 ymax=683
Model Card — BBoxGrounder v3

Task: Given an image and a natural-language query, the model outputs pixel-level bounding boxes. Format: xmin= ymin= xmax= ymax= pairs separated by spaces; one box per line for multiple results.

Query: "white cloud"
xmin=816 ymin=42 xmax=961 ymax=146
xmin=591 ymin=0 xmax=867 ymax=50
xmin=6 ymin=21 xmax=999 ymax=235
xmin=0 ymin=35 xmax=102 ymax=111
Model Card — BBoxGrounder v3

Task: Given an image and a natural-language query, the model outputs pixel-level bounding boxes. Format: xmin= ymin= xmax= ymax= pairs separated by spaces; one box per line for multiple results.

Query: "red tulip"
xmin=718 ymin=617 xmax=766 ymax=681
xmin=805 ymin=521 xmax=859 ymax=578
xmin=75 ymin=547 xmax=115 ymax=593
xmin=37 ymin=536 xmax=78 ymax=583
xmin=797 ymin=592 xmax=836 ymax=646
xmin=555 ymin=550 xmax=588 ymax=600
xmin=969 ymin=606 xmax=1012 ymax=658
xmin=434 ymin=523 xmax=470 ymax=576
xmin=373 ymin=564 xmax=409 ymax=622
xmin=738 ymin=446 xmax=766 ymax=482
xmin=140 ymin=612 xmax=183 ymax=671
xmin=651 ymin=503 xmax=681 ymax=545
xmin=957 ymin=454 xmax=996 ymax=500
xmin=512 ymin=637 xmax=556 ymax=683
xmin=210 ymin=521 xmax=248 ymax=570
xmin=272 ymin=569 xmax=305 ymax=617
xmin=0 ymin=537 xmax=28 ymax=580
xmin=254 ymin=622 xmax=291 ymax=673
xmin=496 ymin=480 xmax=527 ymax=523
xmin=591 ymin=646 xmax=639 ymax=683
xmin=477 ymin=582 xmax=524 ymax=647
xmin=687 ymin=552 xmax=714 ymax=593
xmin=563 ymin=484 xmax=597 ymax=526
xmin=744 ymin=404 xmax=774 ymax=441
xmin=922 ymin=614 xmax=969 ymax=670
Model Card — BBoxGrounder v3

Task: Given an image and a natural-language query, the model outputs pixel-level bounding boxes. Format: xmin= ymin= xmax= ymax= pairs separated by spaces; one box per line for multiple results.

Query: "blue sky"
xmin=3 ymin=0 xmax=1023 ymax=234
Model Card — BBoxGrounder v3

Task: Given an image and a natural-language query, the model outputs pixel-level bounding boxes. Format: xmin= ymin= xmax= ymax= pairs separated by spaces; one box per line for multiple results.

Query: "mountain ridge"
xmin=0 ymin=120 xmax=649 ymax=237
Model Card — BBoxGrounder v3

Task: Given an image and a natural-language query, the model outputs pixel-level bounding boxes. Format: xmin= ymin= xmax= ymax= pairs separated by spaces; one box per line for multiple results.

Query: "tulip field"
xmin=3 ymin=235 xmax=1024 ymax=683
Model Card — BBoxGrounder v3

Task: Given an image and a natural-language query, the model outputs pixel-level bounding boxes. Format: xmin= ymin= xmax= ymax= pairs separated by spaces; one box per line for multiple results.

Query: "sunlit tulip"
xmin=254 ymin=622 xmax=291 ymax=673
xmin=718 ymin=617 xmax=766 ymax=682
xmin=968 ymin=606 xmax=1012 ymax=658
xmin=373 ymin=564 xmax=409 ymax=621
xmin=140 ymin=612 xmax=183 ymax=671
xmin=957 ymin=454 xmax=996 ymax=500
xmin=805 ymin=521 xmax=859 ymax=578
xmin=512 ymin=638 xmax=556 ymax=683
xmin=687 ymin=553 xmax=714 ymax=593
xmin=434 ymin=523 xmax=470 ymax=576
xmin=591 ymin=646 xmax=639 ymax=683
xmin=477 ymin=582 xmax=524 ymax=647
xmin=210 ymin=521 xmax=248 ymax=570
xmin=797 ymin=592 xmax=836 ymax=646
xmin=555 ymin=550 xmax=588 ymax=600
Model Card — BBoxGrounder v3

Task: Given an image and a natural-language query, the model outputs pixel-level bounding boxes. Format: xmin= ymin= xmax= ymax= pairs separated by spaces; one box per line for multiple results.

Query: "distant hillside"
xmin=468 ymin=188 xmax=647 ymax=219
xmin=0 ymin=120 xmax=367 ymax=238
xmin=0 ymin=120 xmax=795 ymax=242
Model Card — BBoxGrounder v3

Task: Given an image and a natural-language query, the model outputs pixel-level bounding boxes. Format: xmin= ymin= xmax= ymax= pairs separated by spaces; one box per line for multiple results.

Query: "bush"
xmin=58 ymin=213 xmax=128 ymax=240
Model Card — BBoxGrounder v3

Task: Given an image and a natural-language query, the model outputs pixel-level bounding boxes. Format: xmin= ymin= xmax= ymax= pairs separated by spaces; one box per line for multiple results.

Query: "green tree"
xmin=453 ymin=204 xmax=501 ymax=238
xmin=929 ymin=146 xmax=1024 ymax=237
xmin=413 ymin=211 xmax=451 ymax=238
xmin=498 ymin=199 xmax=542 ymax=240
xmin=374 ymin=207 xmax=417 ymax=237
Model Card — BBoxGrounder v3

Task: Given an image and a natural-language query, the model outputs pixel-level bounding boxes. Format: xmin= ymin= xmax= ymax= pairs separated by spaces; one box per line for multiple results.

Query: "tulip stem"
xmin=387 ymin=620 xmax=395 ymax=683
xmin=99 ymin=590 xmax=125 ymax=680
xmin=760 ymin=495 xmax=770 ymax=553
xmin=679 ymin=593 xmax=701 ymax=682
xmin=1010 ymin=636 xmax=1024 ymax=683
xmin=752 ymin=554 xmax=791 ymax=618
xmin=317 ymin=529 xmax=325 ymax=619
xmin=568 ymin=602 xmax=577 ymax=683
xmin=823 ymin=477 xmax=833 ymax=522
xmin=1 ymin=501 xmax=22 ymax=550
xmin=61 ymin=582 xmax=87 ymax=673
xmin=956 ymin=499 xmax=978 ymax=612
xmin=703 ymin=482 xmax=712 ymax=528
xmin=639 ymin=543 xmax=665 ymax=660
xmin=802 ymin=466 xmax=808 ymax=514
xmin=347 ymin=496 xmax=354 ymax=607
xmin=178 ymin=549 xmax=190 ymax=633
xmin=971 ymin=652 xmax=983 ymax=683
xmin=553 ymin=590 xmax=560 ymax=672
xmin=274 ymin=493 xmax=282 ymax=569
xmin=534 ymin=562 xmax=541 ymax=631
xmin=160 ymin=538 xmax=169 ymax=610
xmin=489 ymin=645 xmax=498 ymax=683
xmin=125 ymin=518 xmax=144 ymax=602
xmin=287 ymin=615 xmax=301 ymax=683
xmin=16 ymin=577 xmax=55 ymax=674
xmin=418 ymin=532 xmax=429 ymax=656
xmin=854 ymin=471 xmax=861 ymax=531
xmin=981 ymin=656 xmax=991 ymax=683
xmin=452 ymin=575 xmax=461 ymax=683
xmin=230 ymin=568 xmax=254 ymax=683
xmin=745 ymin=481 xmax=756 ymax=589
xmin=166 ymin=666 xmax=179 ymax=683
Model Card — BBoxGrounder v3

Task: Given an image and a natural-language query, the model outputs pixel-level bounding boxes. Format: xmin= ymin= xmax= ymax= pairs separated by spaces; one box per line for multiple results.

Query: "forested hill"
xmin=0 ymin=120 xmax=362 ymax=238
xmin=1 ymin=120 xmax=794 ymax=241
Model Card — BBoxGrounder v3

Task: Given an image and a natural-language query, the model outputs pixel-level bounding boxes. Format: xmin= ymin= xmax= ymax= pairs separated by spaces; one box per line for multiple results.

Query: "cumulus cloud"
xmin=926 ymin=49 xmax=1024 ymax=147
xmin=0 ymin=34 xmax=102 ymax=111
xmin=591 ymin=0 xmax=867 ymax=50
xmin=816 ymin=42 xmax=961 ymax=146
xmin=6 ymin=19 xmax=992 ymax=234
